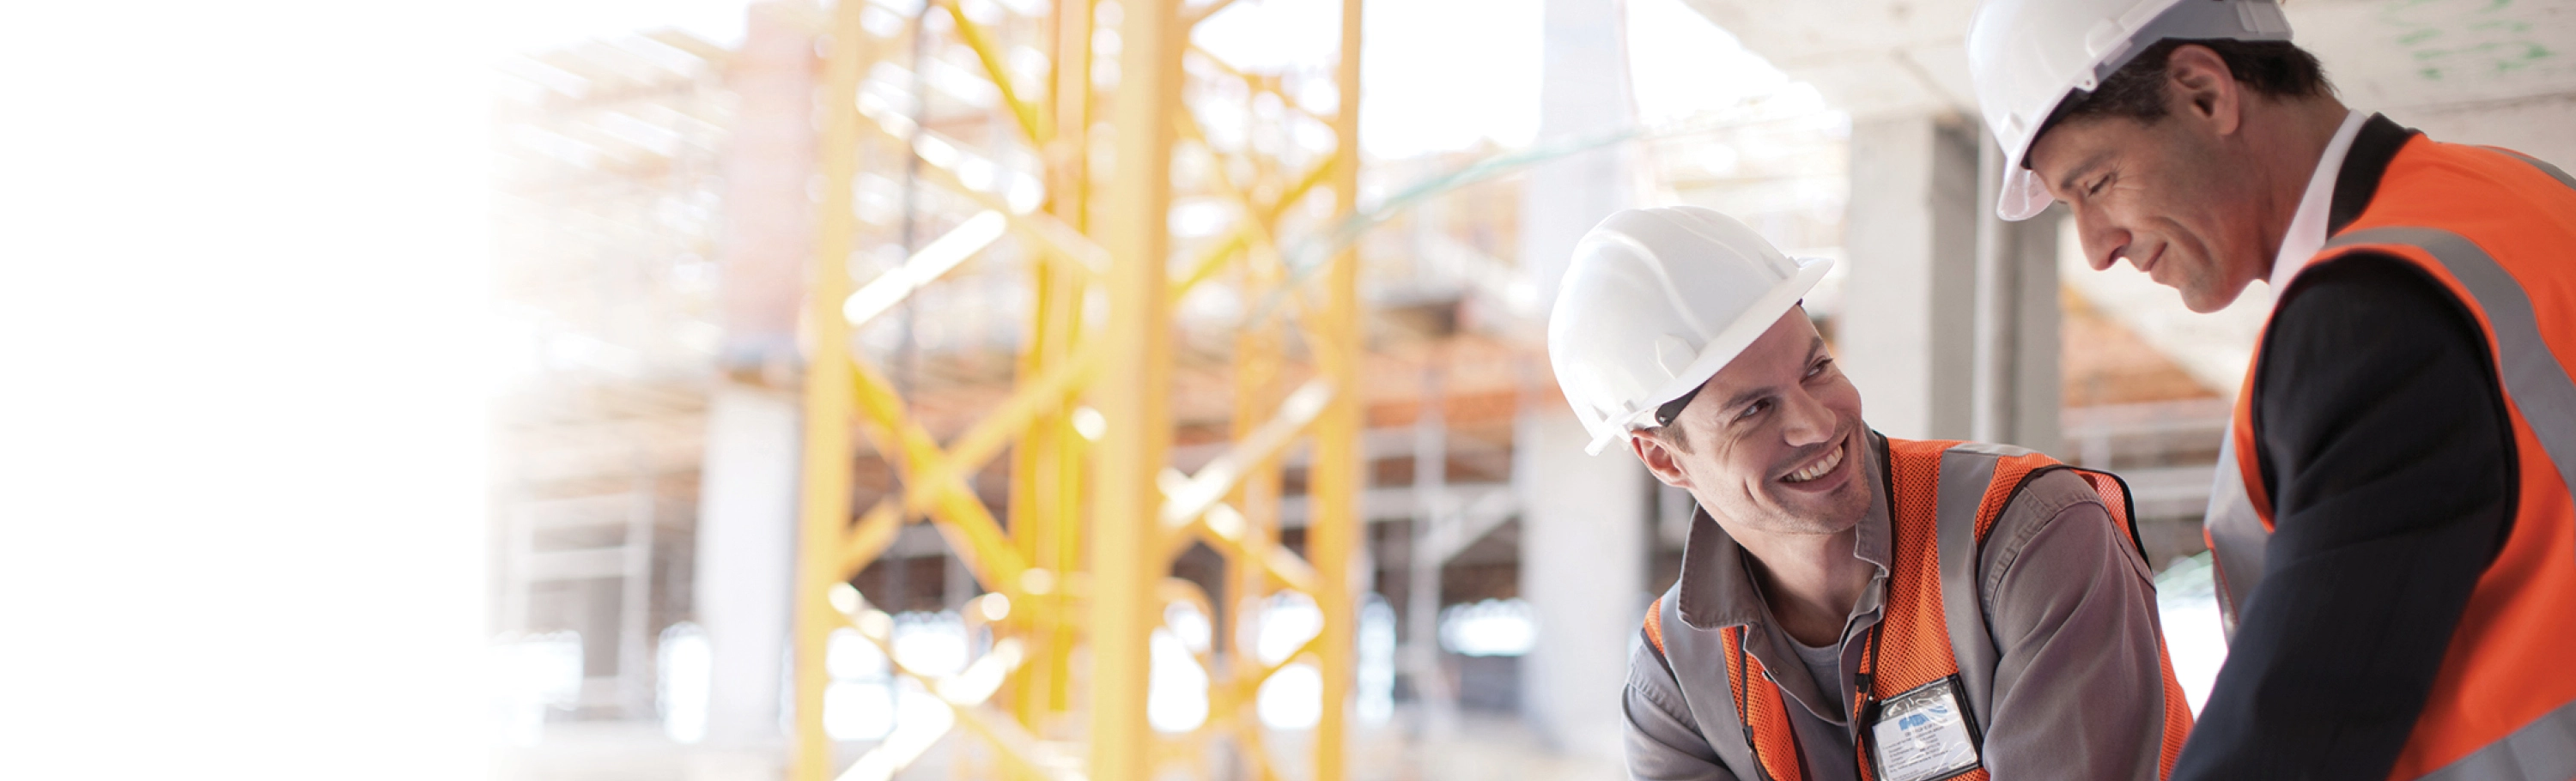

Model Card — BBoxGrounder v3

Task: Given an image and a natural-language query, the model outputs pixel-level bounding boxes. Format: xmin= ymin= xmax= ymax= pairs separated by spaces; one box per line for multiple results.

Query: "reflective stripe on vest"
xmin=2482 ymin=146 xmax=2576 ymax=191
xmin=2207 ymin=140 xmax=2576 ymax=781
xmin=2203 ymin=435 xmax=2267 ymax=639
xmin=1646 ymin=439 xmax=2190 ymax=781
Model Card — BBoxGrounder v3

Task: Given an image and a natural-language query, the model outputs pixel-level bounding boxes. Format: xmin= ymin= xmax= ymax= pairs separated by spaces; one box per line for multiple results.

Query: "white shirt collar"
xmin=2269 ymin=110 xmax=2372 ymax=288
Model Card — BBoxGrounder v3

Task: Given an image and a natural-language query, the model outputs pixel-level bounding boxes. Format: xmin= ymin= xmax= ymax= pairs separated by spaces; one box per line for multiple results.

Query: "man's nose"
xmin=1778 ymin=387 xmax=1837 ymax=446
xmin=2077 ymin=212 xmax=2128 ymax=271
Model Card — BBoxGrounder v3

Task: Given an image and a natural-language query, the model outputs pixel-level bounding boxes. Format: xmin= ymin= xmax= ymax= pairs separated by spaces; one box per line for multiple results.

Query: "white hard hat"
xmin=1968 ymin=0 xmax=2293 ymax=221
xmin=1547 ymin=207 xmax=1832 ymax=455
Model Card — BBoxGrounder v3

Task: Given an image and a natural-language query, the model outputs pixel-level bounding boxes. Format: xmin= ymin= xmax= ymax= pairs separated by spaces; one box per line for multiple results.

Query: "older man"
xmin=1548 ymin=206 xmax=2192 ymax=781
xmin=1968 ymin=1 xmax=2576 ymax=778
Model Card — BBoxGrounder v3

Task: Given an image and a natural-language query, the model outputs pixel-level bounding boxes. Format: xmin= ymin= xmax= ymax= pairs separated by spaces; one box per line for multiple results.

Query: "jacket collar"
xmin=1674 ymin=430 xmax=1895 ymax=632
xmin=2267 ymin=110 xmax=2369 ymax=290
xmin=2327 ymin=113 xmax=2421 ymax=236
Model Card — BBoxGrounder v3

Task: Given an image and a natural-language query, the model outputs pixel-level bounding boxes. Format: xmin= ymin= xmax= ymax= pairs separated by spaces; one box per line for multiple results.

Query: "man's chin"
xmin=1765 ymin=487 xmax=1868 ymax=534
xmin=2181 ymin=286 xmax=2235 ymax=313
xmin=2178 ymin=271 xmax=2262 ymax=313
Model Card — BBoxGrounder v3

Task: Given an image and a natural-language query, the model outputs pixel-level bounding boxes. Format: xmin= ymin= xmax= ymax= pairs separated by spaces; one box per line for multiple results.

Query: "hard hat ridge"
xmin=1546 ymin=206 xmax=1833 ymax=455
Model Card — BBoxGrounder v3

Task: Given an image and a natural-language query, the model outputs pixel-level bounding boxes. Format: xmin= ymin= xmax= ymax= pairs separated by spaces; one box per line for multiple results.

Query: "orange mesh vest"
xmin=2205 ymin=137 xmax=2576 ymax=780
xmin=1646 ymin=439 xmax=2194 ymax=781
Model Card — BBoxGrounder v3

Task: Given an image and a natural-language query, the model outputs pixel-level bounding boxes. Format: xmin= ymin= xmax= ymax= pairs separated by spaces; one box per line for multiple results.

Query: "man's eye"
xmin=2086 ymin=175 xmax=2111 ymax=197
xmin=1737 ymin=400 xmax=1769 ymax=421
xmin=1807 ymin=359 xmax=1833 ymax=378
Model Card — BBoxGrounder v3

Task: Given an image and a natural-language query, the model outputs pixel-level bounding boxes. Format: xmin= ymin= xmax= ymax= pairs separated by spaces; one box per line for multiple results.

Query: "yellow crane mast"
xmin=790 ymin=0 xmax=1367 ymax=778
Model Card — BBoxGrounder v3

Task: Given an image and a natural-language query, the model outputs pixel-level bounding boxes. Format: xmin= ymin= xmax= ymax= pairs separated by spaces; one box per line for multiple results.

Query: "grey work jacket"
xmin=1624 ymin=433 xmax=2175 ymax=781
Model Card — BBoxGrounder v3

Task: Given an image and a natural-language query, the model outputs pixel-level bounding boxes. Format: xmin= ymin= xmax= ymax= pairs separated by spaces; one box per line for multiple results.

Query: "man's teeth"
xmin=1784 ymin=442 xmax=1844 ymax=483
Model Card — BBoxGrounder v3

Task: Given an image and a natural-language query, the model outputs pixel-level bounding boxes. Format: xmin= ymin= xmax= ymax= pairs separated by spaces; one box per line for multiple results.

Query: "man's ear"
xmin=2166 ymin=44 xmax=2244 ymax=136
xmin=1629 ymin=433 xmax=1692 ymax=489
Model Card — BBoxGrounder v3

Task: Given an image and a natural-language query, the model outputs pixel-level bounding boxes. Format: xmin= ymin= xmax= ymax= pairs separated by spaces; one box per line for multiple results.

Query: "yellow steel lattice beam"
xmin=1167 ymin=148 xmax=1335 ymax=302
xmin=845 ymin=358 xmax=1034 ymax=586
xmin=1182 ymin=0 xmax=1242 ymax=27
xmin=1309 ymin=4 xmax=1366 ymax=779
xmin=1086 ymin=0 xmax=1182 ymax=775
xmin=933 ymin=0 xmax=1052 ymax=146
xmin=1158 ymin=378 xmax=1334 ymax=528
xmin=1005 ymin=0 xmax=1094 ymax=751
xmin=823 ymin=594 xmax=1078 ymax=781
xmin=792 ymin=0 xmax=1370 ymax=777
xmin=835 ymin=341 xmax=1103 ymax=574
xmin=792 ymin=1 xmax=871 ymax=778
xmin=850 ymin=104 xmax=1109 ymax=275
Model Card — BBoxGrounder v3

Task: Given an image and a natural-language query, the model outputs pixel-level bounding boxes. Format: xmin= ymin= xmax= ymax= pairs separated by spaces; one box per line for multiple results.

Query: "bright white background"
xmin=0 ymin=2 xmax=494 ymax=778
xmin=482 ymin=0 xmax=1777 ymax=157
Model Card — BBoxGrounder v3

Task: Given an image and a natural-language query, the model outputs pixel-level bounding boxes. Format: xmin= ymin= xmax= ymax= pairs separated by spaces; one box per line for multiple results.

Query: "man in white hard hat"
xmin=1552 ymin=206 xmax=2192 ymax=781
xmin=1967 ymin=1 xmax=2576 ymax=778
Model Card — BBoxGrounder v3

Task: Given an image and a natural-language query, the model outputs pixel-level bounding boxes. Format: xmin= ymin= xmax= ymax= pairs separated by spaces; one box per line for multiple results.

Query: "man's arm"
xmin=1979 ymin=473 xmax=2174 ymax=781
xmin=2171 ymin=256 xmax=2514 ymax=779
xmin=1625 ymin=628 xmax=1740 ymax=781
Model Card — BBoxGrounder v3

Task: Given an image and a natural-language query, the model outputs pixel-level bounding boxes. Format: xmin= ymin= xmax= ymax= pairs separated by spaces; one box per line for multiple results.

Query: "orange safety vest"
xmin=1647 ymin=439 xmax=2194 ymax=781
xmin=2205 ymin=137 xmax=2576 ymax=780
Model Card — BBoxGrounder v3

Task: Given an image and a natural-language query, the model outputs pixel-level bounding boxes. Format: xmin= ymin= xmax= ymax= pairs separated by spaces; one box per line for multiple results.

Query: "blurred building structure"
xmin=489 ymin=27 xmax=731 ymax=730
xmin=485 ymin=1 xmax=2576 ymax=779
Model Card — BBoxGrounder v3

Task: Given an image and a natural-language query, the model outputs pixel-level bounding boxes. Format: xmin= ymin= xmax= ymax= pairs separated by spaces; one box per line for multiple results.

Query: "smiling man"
xmin=1967 ymin=2 xmax=2576 ymax=779
xmin=1548 ymin=207 xmax=2192 ymax=781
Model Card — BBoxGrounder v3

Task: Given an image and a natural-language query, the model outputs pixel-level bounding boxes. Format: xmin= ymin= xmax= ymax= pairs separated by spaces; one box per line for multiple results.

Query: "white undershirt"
xmin=2269 ymin=110 xmax=2372 ymax=290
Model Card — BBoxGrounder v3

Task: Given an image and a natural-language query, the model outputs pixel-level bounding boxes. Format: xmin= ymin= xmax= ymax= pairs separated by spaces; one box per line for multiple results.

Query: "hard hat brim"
xmin=1581 ymin=255 xmax=1837 ymax=456
xmin=1998 ymin=166 xmax=2052 ymax=221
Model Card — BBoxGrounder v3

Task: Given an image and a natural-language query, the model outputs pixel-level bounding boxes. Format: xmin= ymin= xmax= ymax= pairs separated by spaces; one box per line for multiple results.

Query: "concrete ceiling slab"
xmin=2293 ymin=0 xmax=2576 ymax=112
xmin=1676 ymin=0 xmax=2576 ymax=121
xmin=1789 ymin=55 xmax=1959 ymax=118
xmin=1676 ymin=0 xmax=1978 ymax=61
xmin=1676 ymin=0 xmax=1978 ymax=118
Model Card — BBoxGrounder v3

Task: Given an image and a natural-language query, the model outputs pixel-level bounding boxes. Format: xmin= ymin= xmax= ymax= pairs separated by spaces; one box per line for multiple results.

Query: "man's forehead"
xmin=1704 ymin=333 xmax=1826 ymax=401
xmin=2030 ymin=118 xmax=2136 ymax=188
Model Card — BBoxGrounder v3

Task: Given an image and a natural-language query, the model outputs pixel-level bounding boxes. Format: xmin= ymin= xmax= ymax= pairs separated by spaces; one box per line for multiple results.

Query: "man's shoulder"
xmin=1978 ymin=469 xmax=2146 ymax=599
xmin=1878 ymin=436 xmax=2044 ymax=463
xmin=1990 ymin=468 xmax=2104 ymax=529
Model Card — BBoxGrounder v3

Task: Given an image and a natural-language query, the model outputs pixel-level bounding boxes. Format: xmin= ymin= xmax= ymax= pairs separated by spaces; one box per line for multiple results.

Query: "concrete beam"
xmin=1838 ymin=114 xmax=1979 ymax=440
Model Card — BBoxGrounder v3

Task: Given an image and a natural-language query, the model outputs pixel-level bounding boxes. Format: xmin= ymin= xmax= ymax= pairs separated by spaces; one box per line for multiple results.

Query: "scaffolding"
xmin=790 ymin=0 xmax=1367 ymax=778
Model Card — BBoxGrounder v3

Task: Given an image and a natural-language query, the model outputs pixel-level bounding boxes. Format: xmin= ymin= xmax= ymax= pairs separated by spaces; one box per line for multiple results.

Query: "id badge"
xmin=1865 ymin=675 xmax=1981 ymax=781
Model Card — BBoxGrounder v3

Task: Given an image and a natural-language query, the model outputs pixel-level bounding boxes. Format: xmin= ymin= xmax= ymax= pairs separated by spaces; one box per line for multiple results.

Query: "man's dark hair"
xmin=1641 ymin=422 xmax=1692 ymax=453
xmin=2037 ymin=38 xmax=2334 ymax=140
xmin=1642 ymin=381 xmax=1702 ymax=452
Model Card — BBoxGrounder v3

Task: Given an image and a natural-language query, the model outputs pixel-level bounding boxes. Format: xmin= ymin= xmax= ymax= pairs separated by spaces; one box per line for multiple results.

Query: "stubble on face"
xmin=1666 ymin=314 xmax=1873 ymax=538
xmin=1714 ymin=427 xmax=1869 ymax=537
xmin=2030 ymin=115 xmax=2271 ymax=313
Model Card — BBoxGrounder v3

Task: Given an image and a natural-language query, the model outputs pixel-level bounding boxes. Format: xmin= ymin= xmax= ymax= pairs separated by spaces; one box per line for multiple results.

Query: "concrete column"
xmin=1838 ymin=115 xmax=1980 ymax=441
xmin=1519 ymin=0 xmax=1637 ymax=310
xmin=1971 ymin=163 xmax=2065 ymax=455
xmin=692 ymin=384 xmax=799 ymax=775
xmin=717 ymin=2 xmax=817 ymax=373
xmin=1515 ymin=0 xmax=1645 ymax=768
xmin=690 ymin=6 xmax=812 ymax=778
xmin=2007 ymin=210 xmax=2063 ymax=456
xmin=1515 ymin=408 xmax=1649 ymax=765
